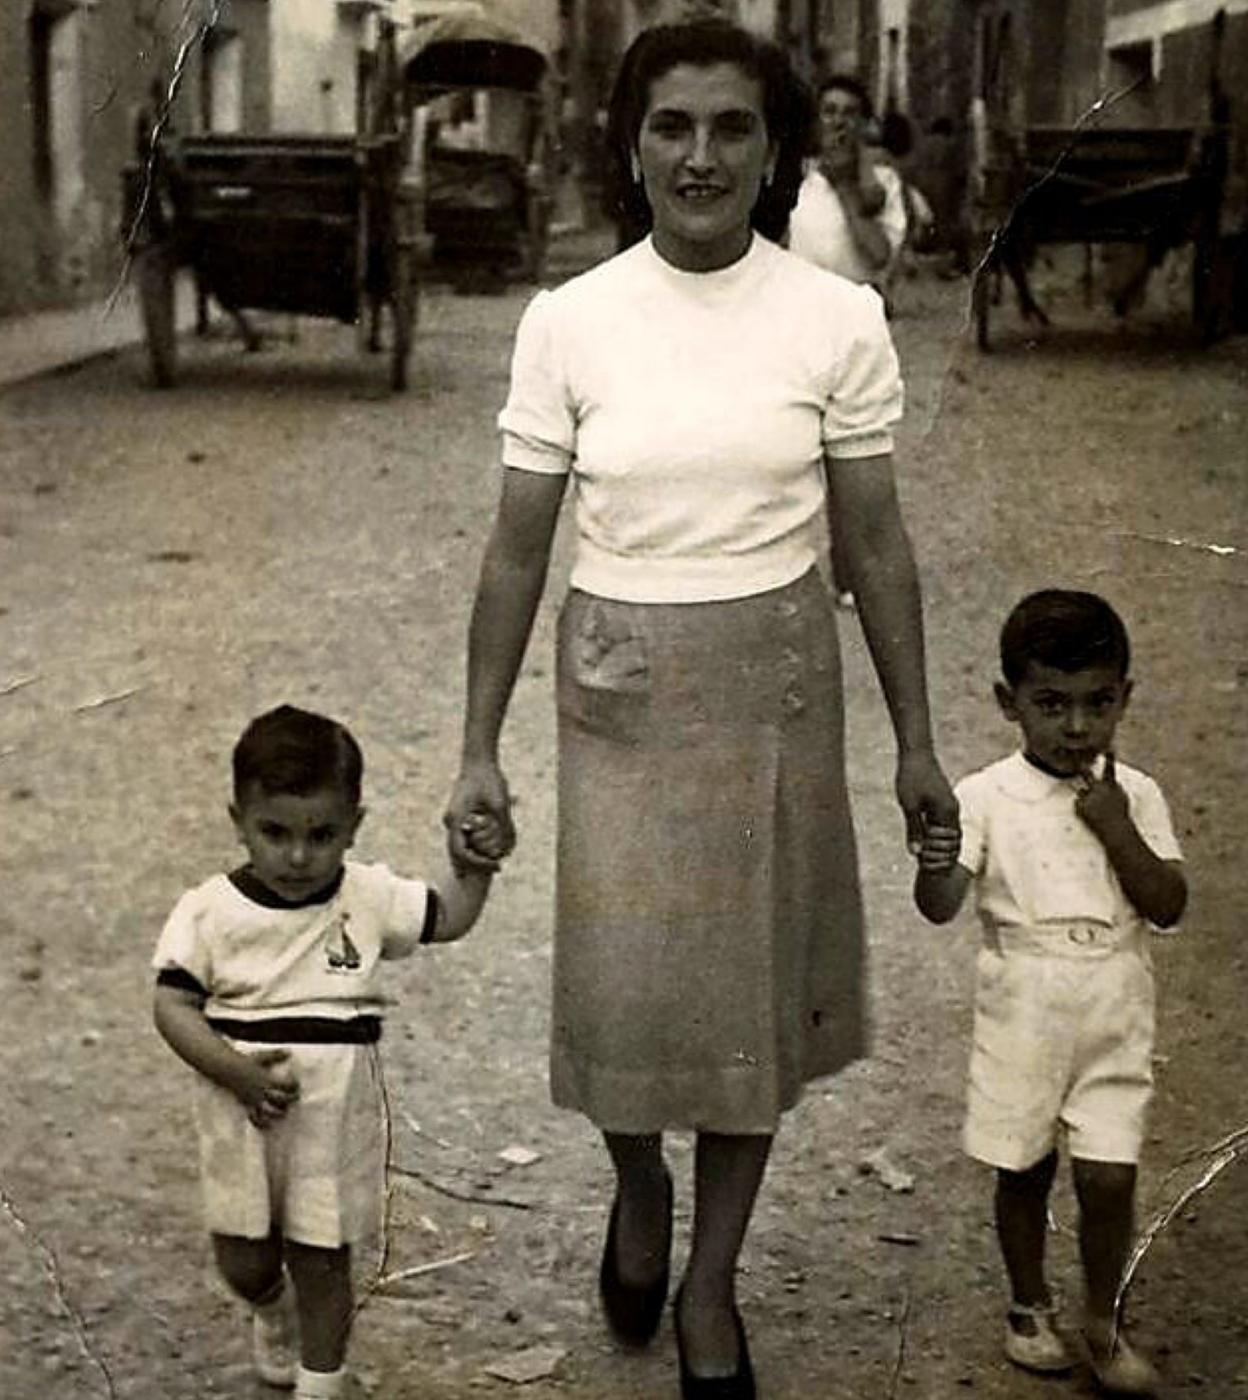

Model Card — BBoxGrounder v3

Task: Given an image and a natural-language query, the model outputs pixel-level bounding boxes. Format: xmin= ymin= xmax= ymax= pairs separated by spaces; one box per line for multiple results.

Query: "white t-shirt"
xmin=152 ymin=860 xmax=433 ymax=1023
xmin=498 ymin=233 xmax=903 ymax=604
xmin=955 ymin=752 xmax=1182 ymax=930
xmin=787 ymin=162 xmax=908 ymax=285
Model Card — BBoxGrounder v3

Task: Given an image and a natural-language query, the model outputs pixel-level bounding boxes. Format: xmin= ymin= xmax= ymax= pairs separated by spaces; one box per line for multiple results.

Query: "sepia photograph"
xmin=1 ymin=1 xmax=1245 ymax=1397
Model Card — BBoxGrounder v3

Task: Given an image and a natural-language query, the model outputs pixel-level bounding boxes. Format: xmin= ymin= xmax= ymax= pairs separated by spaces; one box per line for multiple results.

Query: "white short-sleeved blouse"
xmin=498 ymin=233 xmax=903 ymax=603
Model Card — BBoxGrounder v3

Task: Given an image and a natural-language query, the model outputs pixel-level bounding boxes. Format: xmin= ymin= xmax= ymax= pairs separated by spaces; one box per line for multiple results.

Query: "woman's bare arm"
xmin=828 ymin=454 xmax=957 ymax=844
xmin=445 ymin=467 xmax=567 ymax=869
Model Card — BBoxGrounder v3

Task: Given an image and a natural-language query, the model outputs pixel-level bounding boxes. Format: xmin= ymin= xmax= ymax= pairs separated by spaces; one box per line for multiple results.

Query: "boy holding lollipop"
xmin=915 ymin=591 xmax=1186 ymax=1396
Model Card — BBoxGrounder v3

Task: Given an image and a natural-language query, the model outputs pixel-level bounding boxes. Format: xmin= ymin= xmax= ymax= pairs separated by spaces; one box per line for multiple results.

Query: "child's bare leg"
xmin=1071 ymin=1159 xmax=1161 ymax=1391
xmin=285 ymin=1241 xmax=353 ymax=1373
xmin=995 ymin=1150 xmax=1058 ymax=1305
xmin=1071 ymin=1157 xmax=1135 ymax=1339
xmin=212 ymin=1230 xmax=285 ymax=1302
xmin=602 ymin=1130 xmax=668 ymax=1286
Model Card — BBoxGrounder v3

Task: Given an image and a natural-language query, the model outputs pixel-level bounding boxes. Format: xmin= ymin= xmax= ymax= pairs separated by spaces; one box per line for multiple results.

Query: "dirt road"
xmin=1 ymin=239 xmax=1245 ymax=1399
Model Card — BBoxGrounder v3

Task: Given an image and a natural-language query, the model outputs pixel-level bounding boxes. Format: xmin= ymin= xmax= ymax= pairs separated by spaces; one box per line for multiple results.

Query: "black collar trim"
xmin=228 ymin=865 xmax=345 ymax=910
xmin=1022 ymin=751 xmax=1074 ymax=782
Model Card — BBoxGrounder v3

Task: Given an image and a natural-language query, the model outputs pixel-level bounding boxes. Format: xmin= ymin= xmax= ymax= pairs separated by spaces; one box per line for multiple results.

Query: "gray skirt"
xmin=551 ymin=568 xmax=866 ymax=1135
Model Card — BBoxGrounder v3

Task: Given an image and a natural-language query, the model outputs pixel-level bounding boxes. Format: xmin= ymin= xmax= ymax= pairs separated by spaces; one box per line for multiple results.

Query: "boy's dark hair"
xmin=604 ymin=18 xmax=813 ymax=246
xmin=232 ymin=705 xmax=363 ymax=806
xmin=1000 ymin=591 xmax=1131 ymax=685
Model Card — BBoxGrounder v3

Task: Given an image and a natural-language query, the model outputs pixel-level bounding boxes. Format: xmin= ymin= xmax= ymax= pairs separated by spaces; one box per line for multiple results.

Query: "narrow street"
xmin=1 ymin=240 xmax=1245 ymax=1400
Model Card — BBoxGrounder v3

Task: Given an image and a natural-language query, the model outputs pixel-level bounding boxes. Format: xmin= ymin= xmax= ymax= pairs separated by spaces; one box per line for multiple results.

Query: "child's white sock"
xmin=294 ymin=1364 xmax=346 ymax=1399
xmin=250 ymin=1277 xmax=298 ymax=1386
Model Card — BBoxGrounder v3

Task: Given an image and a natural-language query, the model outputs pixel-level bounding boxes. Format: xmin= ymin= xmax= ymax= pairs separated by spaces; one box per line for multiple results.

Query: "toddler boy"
xmin=153 ymin=705 xmax=494 ymax=1397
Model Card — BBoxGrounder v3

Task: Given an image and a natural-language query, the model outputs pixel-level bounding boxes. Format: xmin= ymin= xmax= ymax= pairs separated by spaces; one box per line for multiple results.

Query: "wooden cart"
xmin=399 ymin=13 xmax=553 ymax=287
xmin=971 ymin=119 xmax=1229 ymax=349
xmin=121 ymin=34 xmax=417 ymax=388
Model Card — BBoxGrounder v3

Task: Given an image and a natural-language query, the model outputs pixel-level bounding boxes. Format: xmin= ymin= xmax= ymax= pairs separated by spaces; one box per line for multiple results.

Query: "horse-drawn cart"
xmin=400 ymin=14 xmax=554 ymax=287
xmin=122 ymin=32 xmax=417 ymax=389
xmin=971 ymin=119 xmax=1229 ymax=349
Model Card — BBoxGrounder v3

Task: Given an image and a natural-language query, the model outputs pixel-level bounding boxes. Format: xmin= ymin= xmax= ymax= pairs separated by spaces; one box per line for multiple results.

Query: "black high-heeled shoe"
xmin=673 ymin=1285 xmax=756 ymax=1400
xmin=598 ymin=1167 xmax=673 ymax=1346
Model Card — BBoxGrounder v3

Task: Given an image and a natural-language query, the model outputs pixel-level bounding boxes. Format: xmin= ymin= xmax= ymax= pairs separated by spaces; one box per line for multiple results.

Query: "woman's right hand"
xmin=856 ymin=148 xmax=887 ymax=217
xmin=444 ymin=762 xmax=516 ymax=872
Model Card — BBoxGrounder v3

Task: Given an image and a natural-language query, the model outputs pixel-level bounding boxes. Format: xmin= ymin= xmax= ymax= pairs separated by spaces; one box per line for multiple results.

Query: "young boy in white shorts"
xmin=153 ymin=705 xmax=498 ymax=1398
xmin=914 ymin=591 xmax=1186 ymax=1396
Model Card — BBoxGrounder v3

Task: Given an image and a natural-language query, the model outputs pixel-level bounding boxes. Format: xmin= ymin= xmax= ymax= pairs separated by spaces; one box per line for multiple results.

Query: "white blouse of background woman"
xmin=787 ymin=161 xmax=908 ymax=285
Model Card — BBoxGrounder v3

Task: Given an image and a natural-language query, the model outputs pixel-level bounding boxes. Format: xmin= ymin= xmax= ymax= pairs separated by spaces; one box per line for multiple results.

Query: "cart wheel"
xmin=525 ymin=207 xmax=550 ymax=284
xmin=1191 ymin=230 xmax=1225 ymax=347
xmin=973 ymin=262 xmax=992 ymax=351
xmin=135 ymin=245 xmax=178 ymax=388
xmin=389 ymin=246 xmax=416 ymax=392
xmin=525 ymin=229 xmax=548 ymax=284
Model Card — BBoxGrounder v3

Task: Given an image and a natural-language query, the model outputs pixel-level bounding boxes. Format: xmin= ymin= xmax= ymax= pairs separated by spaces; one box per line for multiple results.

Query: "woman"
xmin=445 ymin=20 xmax=956 ymax=1399
xmin=786 ymin=74 xmax=910 ymax=610
xmin=787 ymin=74 xmax=907 ymax=289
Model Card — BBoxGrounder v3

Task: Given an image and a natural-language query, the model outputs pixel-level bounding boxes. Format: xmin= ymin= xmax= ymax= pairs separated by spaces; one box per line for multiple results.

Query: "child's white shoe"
xmin=1087 ymin=1332 xmax=1162 ymax=1396
xmin=1004 ymin=1302 xmax=1075 ymax=1374
xmin=252 ymin=1283 xmax=298 ymax=1389
xmin=294 ymin=1364 xmax=346 ymax=1400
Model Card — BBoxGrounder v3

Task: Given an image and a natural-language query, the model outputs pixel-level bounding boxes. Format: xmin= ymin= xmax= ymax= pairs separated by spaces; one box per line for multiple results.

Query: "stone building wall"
xmin=0 ymin=0 xmax=193 ymax=316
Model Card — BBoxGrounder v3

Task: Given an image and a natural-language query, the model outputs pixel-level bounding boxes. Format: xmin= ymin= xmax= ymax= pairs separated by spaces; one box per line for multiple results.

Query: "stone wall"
xmin=0 ymin=0 xmax=192 ymax=316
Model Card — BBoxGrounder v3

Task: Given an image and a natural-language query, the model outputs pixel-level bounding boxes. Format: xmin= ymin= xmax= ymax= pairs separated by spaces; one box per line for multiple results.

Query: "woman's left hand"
xmin=895 ymin=749 xmax=959 ymax=855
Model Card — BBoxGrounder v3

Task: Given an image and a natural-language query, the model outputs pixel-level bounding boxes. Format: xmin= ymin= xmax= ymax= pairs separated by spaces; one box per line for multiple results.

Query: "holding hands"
xmin=897 ymin=749 xmax=960 ymax=859
xmin=903 ymin=752 xmax=967 ymax=925
xmin=444 ymin=761 xmax=516 ymax=873
xmin=916 ymin=820 xmax=961 ymax=874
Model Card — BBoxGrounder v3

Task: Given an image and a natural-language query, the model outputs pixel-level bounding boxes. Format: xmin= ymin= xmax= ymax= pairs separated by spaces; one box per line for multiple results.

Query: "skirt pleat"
xmin=551 ymin=569 xmax=866 ymax=1134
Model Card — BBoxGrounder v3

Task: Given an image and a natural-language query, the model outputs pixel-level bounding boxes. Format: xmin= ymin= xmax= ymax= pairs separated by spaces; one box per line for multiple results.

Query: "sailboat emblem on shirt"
xmin=326 ymin=913 xmax=361 ymax=972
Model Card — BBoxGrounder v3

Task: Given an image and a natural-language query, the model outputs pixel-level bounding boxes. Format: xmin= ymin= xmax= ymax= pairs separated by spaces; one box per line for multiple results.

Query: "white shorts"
xmin=194 ymin=1038 xmax=386 ymax=1248
xmin=964 ymin=922 xmax=1155 ymax=1171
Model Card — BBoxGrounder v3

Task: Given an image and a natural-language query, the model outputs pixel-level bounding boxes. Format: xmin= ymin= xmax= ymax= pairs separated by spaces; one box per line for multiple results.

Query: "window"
xmin=200 ymin=26 xmax=243 ymax=133
xmin=356 ymin=45 xmax=376 ymax=133
xmin=1107 ymin=38 xmax=1157 ymax=94
xmin=28 ymin=1 xmax=84 ymax=216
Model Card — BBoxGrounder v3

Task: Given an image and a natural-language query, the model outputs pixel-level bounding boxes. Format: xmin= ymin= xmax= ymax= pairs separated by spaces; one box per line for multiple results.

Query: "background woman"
xmin=787 ymin=74 xmax=908 ymax=290
xmin=445 ymin=20 xmax=956 ymax=1399
xmin=786 ymin=73 xmax=911 ymax=609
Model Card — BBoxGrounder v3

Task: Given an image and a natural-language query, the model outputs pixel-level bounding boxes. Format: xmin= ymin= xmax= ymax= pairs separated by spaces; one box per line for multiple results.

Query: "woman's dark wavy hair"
xmin=816 ymin=72 xmax=874 ymax=121
xmin=811 ymin=73 xmax=877 ymax=158
xmin=603 ymin=19 xmax=814 ymax=247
